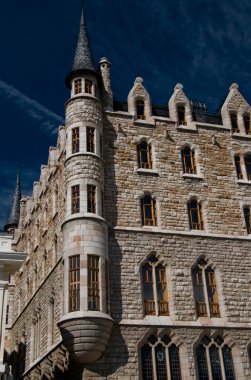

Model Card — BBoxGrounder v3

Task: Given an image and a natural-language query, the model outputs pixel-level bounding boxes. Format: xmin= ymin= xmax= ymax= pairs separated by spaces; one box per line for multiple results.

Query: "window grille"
xmin=188 ymin=200 xmax=203 ymax=230
xmin=136 ymin=100 xmax=146 ymax=120
xmin=182 ymin=147 xmax=196 ymax=174
xmin=87 ymin=185 xmax=96 ymax=213
xmin=74 ymin=79 xmax=82 ymax=95
xmin=137 ymin=141 xmax=152 ymax=169
xmin=72 ymin=127 xmax=80 ymax=154
xmin=141 ymin=194 xmax=157 ymax=226
xmin=86 ymin=127 xmax=95 ymax=153
xmin=71 ymin=185 xmax=80 ymax=214
xmin=69 ymin=255 xmax=80 ymax=312
xmin=177 ymin=105 xmax=187 ymax=125
xmin=88 ymin=255 xmax=100 ymax=310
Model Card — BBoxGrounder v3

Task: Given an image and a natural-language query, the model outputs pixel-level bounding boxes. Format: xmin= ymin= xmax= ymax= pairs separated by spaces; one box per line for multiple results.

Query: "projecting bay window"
xmin=244 ymin=206 xmax=251 ymax=234
xmin=88 ymin=255 xmax=100 ymax=311
xmin=72 ymin=127 xmax=80 ymax=154
xmin=196 ymin=336 xmax=236 ymax=380
xmin=244 ymin=114 xmax=251 ymax=135
xmin=71 ymin=185 xmax=80 ymax=214
xmin=86 ymin=127 xmax=95 ymax=153
xmin=181 ymin=147 xmax=196 ymax=174
xmin=69 ymin=255 xmax=80 ymax=312
xmin=85 ymin=79 xmax=93 ymax=94
xmin=136 ymin=99 xmax=146 ymax=120
xmin=234 ymin=155 xmax=243 ymax=179
xmin=188 ymin=199 xmax=203 ymax=230
xmin=74 ymin=78 xmax=82 ymax=95
xmin=137 ymin=141 xmax=152 ymax=169
xmin=141 ymin=194 xmax=157 ymax=226
xmin=142 ymin=255 xmax=168 ymax=316
xmin=230 ymin=113 xmax=239 ymax=133
xmin=87 ymin=185 xmax=96 ymax=213
xmin=244 ymin=155 xmax=251 ymax=180
xmin=193 ymin=259 xmax=220 ymax=318
xmin=177 ymin=105 xmax=186 ymax=125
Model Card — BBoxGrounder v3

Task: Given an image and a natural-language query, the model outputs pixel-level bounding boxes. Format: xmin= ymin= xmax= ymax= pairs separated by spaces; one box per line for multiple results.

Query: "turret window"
xmin=136 ymin=99 xmax=146 ymax=120
xmin=74 ymin=79 xmax=82 ymax=95
xmin=141 ymin=335 xmax=181 ymax=380
xmin=192 ymin=259 xmax=220 ymax=318
xmin=69 ymin=255 xmax=80 ymax=312
xmin=87 ymin=185 xmax=96 ymax=213
xmin=86 ymin=127 xmax=95 ymax=153
xmin=244 ymin=114 xmax=251 ymax=134
xmin=234 ymin=155 xmax=243 ymax=179
xmin=177 ymin=105 xmax=186 ymax=125
xmin=243 ymin=206 xmax=251 ymax=234
xmin=244 ymin=155 xmax=251 ymax=180
xmin=142 ymin=255 xmax=168 ymax=316
xmin=137 ymin=141 xmax=152 ymax=169
xmin=188 ymin=199 xmax=203 ymax=230
xmin=181 ymin=147 xmax=196 ymax=174
xmin=71 ymin=185 xmax=80 ymax=214
xmin=85 ymin=79 xmax=93 ymax=94
xmin=141 ymin=194 xmax=157 ymax=226
xmin=88 ymin=255 xmax=100 ymax=310
xmin=230 ymin=113 xmax=239 ymax=133
xmin=196 ymin=336 xmax=235 ymax=380
xmin=72 ymin=127 xmax=80 ymax=154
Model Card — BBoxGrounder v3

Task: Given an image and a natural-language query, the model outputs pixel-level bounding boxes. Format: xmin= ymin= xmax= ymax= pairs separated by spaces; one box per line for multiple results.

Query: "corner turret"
xmin=4 ymin=172 xmax=21 ymax=234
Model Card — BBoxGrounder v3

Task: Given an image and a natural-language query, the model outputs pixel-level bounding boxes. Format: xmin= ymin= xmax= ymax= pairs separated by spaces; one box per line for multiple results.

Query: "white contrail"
xmin=0 ymin=79 xmax=64 ymax=134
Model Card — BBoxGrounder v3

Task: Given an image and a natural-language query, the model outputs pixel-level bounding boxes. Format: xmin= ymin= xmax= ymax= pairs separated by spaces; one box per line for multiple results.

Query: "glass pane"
xmin=169 ymin=344 xmax=181 ymax=380
xmin=205 ymin=268 xmax=220 ymax=317
xmin=156 ymin=265 xmax=168 ymax=315
xmin=141 ymin=344 xmax=153 ymax=380
xmin=222 ymin=346 xmax=236 ymax=380
xmin=196 ymin=345 xmax=209 ymax=380
xmin=155 ymin=344 xmax=167 ymax=380
xmin=245 ymin=155 xmax=251 ymax=179
xmin=209 ymin=345 xmax=223 ymax=380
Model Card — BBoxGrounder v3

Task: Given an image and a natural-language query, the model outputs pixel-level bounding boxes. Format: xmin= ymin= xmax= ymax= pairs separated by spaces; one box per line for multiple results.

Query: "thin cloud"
xmin=0 ymin=79 xmax=64 ymax=135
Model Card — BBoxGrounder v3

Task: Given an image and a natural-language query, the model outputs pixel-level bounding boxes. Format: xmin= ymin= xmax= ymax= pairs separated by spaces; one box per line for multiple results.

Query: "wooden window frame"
xmin=69 ymin=255 xmax=80 ymax=312
xmin=74 ymin=78 xmax=82 ymax=95
xmin=86 ymin=127 xmax=95 ymax=153
xmin=244 ymin=206 xmax=251 ymax=234
xmin=85 ymin=79 xmax=93 ymax=94
xmin=136 ymin=99 xmax=146 ymax=120
xmin=182 ymin=147 xmax=196 ymax=174
xmin=72 ymin=127 xmax=80 ymax=154
xmin=244 ymin=114 xmax=251 ymax=135
xmin=141 ymin=194 xmax=157 ymax=226
xmin=230 ymin=112 xmax=239 ymax=133
xmin=234 ymin=155 xmax=243 ymax=179
xmin=177 ymin=105 xmax=187 ymax=125
xmin=88 ymin=255 xmax=100 ymax=311
xmin=87 ymin=185 xmax=96 ymax=213
xmin=188 ymin=200 xmax=203 ymax=230
xmin=71 ymin=185 xmax=80 ymax=214
xmin=137 ymin=141 xmax=152 ymax=169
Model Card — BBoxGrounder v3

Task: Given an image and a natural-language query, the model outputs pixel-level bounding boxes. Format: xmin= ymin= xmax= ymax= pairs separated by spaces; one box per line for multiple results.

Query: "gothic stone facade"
xmin=4 ymin=17 xmax=251 ymax=380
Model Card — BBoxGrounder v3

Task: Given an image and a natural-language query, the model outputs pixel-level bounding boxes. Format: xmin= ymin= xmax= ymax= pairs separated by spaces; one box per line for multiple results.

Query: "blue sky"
xmin=1 ymin=0 xmax=251 ymax=229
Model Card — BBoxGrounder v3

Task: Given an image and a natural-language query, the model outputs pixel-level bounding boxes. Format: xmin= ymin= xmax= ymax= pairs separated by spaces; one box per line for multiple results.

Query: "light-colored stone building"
xmin=3 ymin=9 xmax=251 ymax=380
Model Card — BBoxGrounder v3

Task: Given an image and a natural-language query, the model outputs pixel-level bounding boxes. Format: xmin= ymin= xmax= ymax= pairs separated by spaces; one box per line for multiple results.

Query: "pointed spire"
xmin=65 ymin=9 xmax=97 ymax=88
xmin=4 ymin=172 xmax=21 ymax=233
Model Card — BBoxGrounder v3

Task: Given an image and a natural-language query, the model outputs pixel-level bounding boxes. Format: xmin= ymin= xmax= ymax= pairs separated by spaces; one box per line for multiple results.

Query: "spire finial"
xmin=4 ymin=171 xmax=22 ymax=234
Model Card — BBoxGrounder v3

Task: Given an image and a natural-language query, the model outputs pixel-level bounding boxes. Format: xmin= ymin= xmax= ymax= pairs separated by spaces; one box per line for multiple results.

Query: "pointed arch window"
xmin=141 ymin=194 xmax=157 ymax=226
xmin=142 ymin=255 xmax=168 ymax=316
xmin=244 ymin=154 xmax=251 ymax=180
xmin=196 ymin=336 xmax=236 ymax=380
xmin=187 ymin=199 xmax=203 ymax=230
xmin=192 ymin=259 xmax=220 ymax=317
xmin=244 ymin=114 xmax=251 ymax=135
xmin=243 ymin=206 xmax=251 ymax=234
xmin=230 ymin=113 xmax=239 ymax=133
xmin=177 ymin=105 xmax=186 ymax=125
xmin=137 ymin=141 xmax=152 ymax=169
xmin=141 ymin=335 xmax=182 ymax=380
xmin=136 ymin=99 xmax=146 ymax=120
xmin=181 ymin=147 xmax=196 ymax=174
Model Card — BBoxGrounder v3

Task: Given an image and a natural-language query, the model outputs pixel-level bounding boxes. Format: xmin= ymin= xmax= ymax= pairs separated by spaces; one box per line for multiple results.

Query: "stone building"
xmin=3 ymin=9 xmax=251 ymax=380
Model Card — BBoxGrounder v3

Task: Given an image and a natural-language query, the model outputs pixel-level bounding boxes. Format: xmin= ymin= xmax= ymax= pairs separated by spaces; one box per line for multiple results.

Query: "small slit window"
xmin=188 ymin=199 xmax=203 ymax=230
xmin=87 ymin=185 xmax=96 ymax=213
xmin=181 ymin=147 xmax=196 ymax=174
xmin=234 ymin=155 xmax=243 ymax=179
xmin=137 ymin=141 xmax=152 ymax=169
xmin=136 ymin=100 xmax=146 ymax=120
xmin=230 ymin=113 xmax=239 ymax=133
xmin=141 ymin=194 xmax=157 ymax=226
xmin=244 ymin=155 xmax=251 ymax=180
xmin=177 ymin=105 xmax=186 ymax=125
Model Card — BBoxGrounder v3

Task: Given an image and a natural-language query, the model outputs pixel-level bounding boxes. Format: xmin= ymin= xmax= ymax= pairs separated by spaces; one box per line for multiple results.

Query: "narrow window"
xmin=141 ymin=194 xmax=156 ymax=226
xmin=137 ymin=141 xmax=152 ymax=169
xmin=192 ymin=259 xmax=220 ymax=318
xmin=33 ymin=312 xmax=41 ymax=360
xmin=244 ymin=206 xmax=251 ymax=234
xmin=69 ymin=255 xmax=80 ymax=312
xmin=72 ymin=127 xmax=80 ymax=154
xmin=71 ymin=185 xmax=80 ymax=214
xmin=86 ymin=127 xmax=95 ymax=153
xmin=48 ymin=299 xmax=55 ymax=347
xmin=244 ymin=155 xmax=251 ymax=180
xmin=136 ymin=99 xmax=146 ymax=120
xmin=141 ymin=335 xmax=181 ymax=380
xmin=5 ymin=304 xmax=9 ymax=325
xmin=234 ymin=155 xmax=243 ymax=179
xmin=87 ymin=185 xmax=96 ymax=213
xmin=88 ymin=255 xmax=100 ymax=310
xmin=244 ymin=114 xmax=251 ymax=135
xmin=142 ymin=255 xmax=168 ymax=316
xmin=74 ymin=79 xmax=82 ymax=95
xmin=85 ymin=79 xmax=93 ymax=94
xmin=196 ymin=336 xmax=236 ymax=380
xmin=230 ymin=113 xmax=239 ymax=133
xmin=188 ymin=200 xmax=203 ymax=230
xmin=100 ymin=134 xmax=103 ymax=157
xmin=181 ymin=147 xmax=196 ymax=174
xmin=177 ymin=105 xmax=186 ymax=125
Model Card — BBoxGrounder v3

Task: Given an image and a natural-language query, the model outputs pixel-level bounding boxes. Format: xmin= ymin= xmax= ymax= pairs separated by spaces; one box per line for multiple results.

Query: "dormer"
xmin=169 ymin=83 xmax=193 ymax=127
xmin=221 ymin=83 xmax=251 ymax=135
xmin=128 ymin=77 xmax=154 ymax=124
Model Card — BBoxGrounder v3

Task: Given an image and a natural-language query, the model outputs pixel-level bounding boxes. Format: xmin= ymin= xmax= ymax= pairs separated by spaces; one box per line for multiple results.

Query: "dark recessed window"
xmin=244 ymin=155 xmax=251 ymax=180
xmin=182 ymin=147 xmax=196 ymax=174
xmin=177 ymin=105 xmax=186 ymax=125
xmin=136 ymin=100 xmax=146 ymax=120
xmin=188 ymin=200 xmax=203 ymax=230
xmin=85 ymin=79 xmax=92 ymax=94
xmin=230 ymin=113 xmax=239 ymax=133
xmin=244 ymin=206 xmax=251 ymax=234
xmin=72 ymin=127 xmax=80 ymax=154
xmin=234 ymin=155 xmax=243 ymax=179
xmin=244 ymin=114 xmax=251 ymax=135
xmin=141 ymin=194 xmax=156 ymax=226
xmin=74 ymin=79 xmax=82 ymax=95
xmin=137 ymin=141 xmax=152 ymax=169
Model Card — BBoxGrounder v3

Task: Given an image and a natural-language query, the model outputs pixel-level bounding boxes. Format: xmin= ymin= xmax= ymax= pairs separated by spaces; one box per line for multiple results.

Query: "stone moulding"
xmin=58 ymin=311 xmax=114 ymax=363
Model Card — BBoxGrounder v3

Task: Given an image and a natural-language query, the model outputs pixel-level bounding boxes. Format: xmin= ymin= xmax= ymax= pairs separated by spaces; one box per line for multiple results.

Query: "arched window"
xmin=192 ymin=259 xmax=220 ymax=317
xmin=141 ymin=194 xmax=157 ymax=226
xmin=181 ymin=147 xmax=196 ymax=174
xmin=244 ymin=154 xmax=251 ymax=180
xmin=244 ymin=114 xmax=251 ymax=135
xmin=142 ymin=255 xmax=168 ymax=316
xmin=136 ymin=99 xmax=146 ymax=120
xmin=137 ymin=141 xmax=152 ymax=169
xmin=243 ymin=206 xmax=251 ymax=234
xmin=230 ymin=113 xmax=239 ymax=133
xmin=177 ymin=105 xmax=186 ymax=125
xmin=141 ymin=335 xmax=182 ymax=380
xmin=196 ymin=336 xmax=236 ymax=380
xmin=187 ymin=199 xmax=203 ymax=230
xmin=234 ymin=155 xmax=243 ymax=179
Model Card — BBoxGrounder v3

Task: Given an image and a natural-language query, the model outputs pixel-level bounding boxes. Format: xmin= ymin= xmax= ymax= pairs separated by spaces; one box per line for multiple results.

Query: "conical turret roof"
xmin=4 ymin=172 xmax=21 ymax=233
